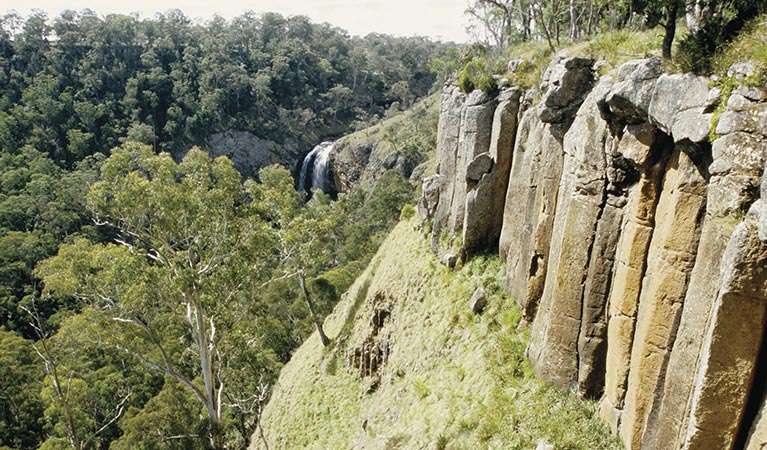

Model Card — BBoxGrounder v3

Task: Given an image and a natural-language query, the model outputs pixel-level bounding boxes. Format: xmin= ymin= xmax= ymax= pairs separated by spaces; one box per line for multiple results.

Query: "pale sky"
xmin=3 ymin=0 xmax=472 ymax=42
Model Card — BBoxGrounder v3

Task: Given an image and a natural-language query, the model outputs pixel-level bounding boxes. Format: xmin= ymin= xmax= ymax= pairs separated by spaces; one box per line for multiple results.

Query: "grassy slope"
xmin=332 ymin=92 xmax=440 ymax=191
xmin=252 ymin=219 xmax=621 ymax=450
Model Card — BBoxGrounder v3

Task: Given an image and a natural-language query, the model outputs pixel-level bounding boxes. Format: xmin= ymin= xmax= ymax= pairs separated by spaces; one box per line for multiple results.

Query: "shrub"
xmin=458 ymin=70 xmax=475 ymax=93
xmin=400 ymin=203 xmax=416 ymax=220
xmin=457 ymin=60 xmax=497 ymax=95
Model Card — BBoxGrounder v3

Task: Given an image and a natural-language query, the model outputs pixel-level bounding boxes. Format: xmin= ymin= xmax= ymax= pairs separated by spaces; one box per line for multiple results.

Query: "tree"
xmin=0 ymin=330 xmax=44 ymax=449
xmin=633 ymin=0 xmax=684 ymax=58
xmin=250 ymin=165 xmax=340 ymax=347
xmin=36 ymin=143 xmax=276 ymax=448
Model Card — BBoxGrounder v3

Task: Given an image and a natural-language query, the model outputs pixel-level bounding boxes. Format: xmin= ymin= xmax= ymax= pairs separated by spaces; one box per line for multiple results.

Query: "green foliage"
xmin=587 ymin=28 xmax=664 ymax=71
xmin=36 ymin=143 xmax=281 ymax=448
xmin=0 ymin=148 xmax=104 ymax=338
xmin=678 ymin=2 xmax=767 ymax=73
xmin=0 ymin=330 xmax=44 ymax=449
xmin=457 ymin=70 xmax=476 ymax=94
xmin=706 ymin=14 xmax=767 ymax=79
xmin=0 ymin=10 xmax=453 ymax=161
xmin=339 ymin=170 xmax=416 ymax=264
xmin=111 ymin=379 xmax=207 ymax=450
xmin=457 ymin=60 xmax=498 ymax=95
xmin=400 ymin=203 xmax=416 ymax=220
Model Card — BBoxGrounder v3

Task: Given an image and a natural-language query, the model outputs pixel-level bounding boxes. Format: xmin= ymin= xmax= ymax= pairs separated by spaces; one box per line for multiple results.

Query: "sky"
xmin=3 ymin=0 xmax=472 ymax=43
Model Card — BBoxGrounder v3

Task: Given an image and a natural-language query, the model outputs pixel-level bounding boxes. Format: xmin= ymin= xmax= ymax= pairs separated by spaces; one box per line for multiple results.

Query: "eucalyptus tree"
xmin=249 ymin=165 xmax=340 ymax=347
xmin=36 ymin=143 xmax=278 ymax=448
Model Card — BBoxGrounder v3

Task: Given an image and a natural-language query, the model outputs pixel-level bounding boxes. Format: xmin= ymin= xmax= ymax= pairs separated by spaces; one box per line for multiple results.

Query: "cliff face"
xmin=420 ymin=55 xmax=767 ymax=450
xmin=205 ymin=130 xmax=301 ymax=179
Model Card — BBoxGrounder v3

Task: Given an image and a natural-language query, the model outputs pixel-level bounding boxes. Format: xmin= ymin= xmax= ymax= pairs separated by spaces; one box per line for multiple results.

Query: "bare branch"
xmin=115 ymin=345 xmax=208 ymax=406
xmin=82 ymin=392 xmax=132 ymax=449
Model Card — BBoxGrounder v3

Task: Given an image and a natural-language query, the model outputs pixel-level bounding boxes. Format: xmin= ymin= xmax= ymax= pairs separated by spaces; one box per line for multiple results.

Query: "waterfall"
xmin=298 ymin=141 xmax=334 ymax=195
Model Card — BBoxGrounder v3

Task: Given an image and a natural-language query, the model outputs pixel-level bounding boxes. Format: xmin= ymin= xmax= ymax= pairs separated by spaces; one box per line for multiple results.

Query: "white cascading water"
xmin=298 ymin=141 xmax=334 ymax=195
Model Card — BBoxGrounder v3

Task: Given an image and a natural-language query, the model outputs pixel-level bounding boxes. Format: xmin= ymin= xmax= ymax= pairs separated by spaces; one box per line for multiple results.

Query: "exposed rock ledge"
xmin=419 ymin=55 xmax=767 ymax=450
xmin=205 ymin=130 xmax=301 ymax=179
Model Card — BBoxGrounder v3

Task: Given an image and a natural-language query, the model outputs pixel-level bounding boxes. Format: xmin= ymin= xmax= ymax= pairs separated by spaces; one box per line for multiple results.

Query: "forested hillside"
xmin=0 ymin=9 xmax=452 ymax=450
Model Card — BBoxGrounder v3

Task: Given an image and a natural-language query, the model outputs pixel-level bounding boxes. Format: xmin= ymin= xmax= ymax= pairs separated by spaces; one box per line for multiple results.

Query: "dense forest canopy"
xmin=0 ymin=8 xmax=453 ymax=338
xmin=0 ymin=8 xmax=455 ymax=162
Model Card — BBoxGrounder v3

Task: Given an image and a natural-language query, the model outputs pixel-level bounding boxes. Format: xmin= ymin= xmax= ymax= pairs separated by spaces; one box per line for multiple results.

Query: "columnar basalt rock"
xmin=643 ymin=85 xmax=767 ymax=450
xmin=429 ymin=86 xmax=465 ymax=253
xmin=416 ymin=55 xmax=767 ymax=450
xmin=463 ymin=89 xmax=521 ymax=255
xmin=683 ymin=199 xmax=767 ymax=450
xmin=600 ymin=137 xmax=668 ymax=430
xmin=499 ymin=56 xmax=595 ymax=319
xmin=527 ymin=76 xmax=612 ymax=390
xmin=618 ymin=146 xmax=709 ymax=450
xmin=447 ymin=91 xmax=497 ymax=237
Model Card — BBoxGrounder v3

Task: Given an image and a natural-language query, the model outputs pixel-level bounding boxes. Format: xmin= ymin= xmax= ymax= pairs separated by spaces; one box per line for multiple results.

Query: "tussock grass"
xmin=586 ymin=28 xmax=665 ymax=73
xmin=711 ymin=13 xmax=767 ymax=81
xmin=252 ymin=219 xmax=621 ymax=449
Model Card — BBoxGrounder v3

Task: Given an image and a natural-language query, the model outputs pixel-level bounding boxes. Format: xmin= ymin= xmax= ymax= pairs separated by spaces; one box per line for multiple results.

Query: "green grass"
xmin=704 ymin=14 xmax=767 ymax=142
xmin=711 ymin=14 xmax=767 ymax=80
xmin=252 ymin=219 xmax=621 ymax=450
xmin=586 ymin=28 xmax=666 ymax=74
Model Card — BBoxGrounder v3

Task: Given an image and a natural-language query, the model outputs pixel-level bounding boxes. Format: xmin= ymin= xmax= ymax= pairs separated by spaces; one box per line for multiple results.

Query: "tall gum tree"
xmin=36 ymin=143 xmax=277 ymax=449
xmin=249 ymin=165 xmax=340 ymax=348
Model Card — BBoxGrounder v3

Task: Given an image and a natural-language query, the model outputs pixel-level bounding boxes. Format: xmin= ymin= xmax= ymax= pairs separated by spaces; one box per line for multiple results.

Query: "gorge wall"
xmin=419 ymin=55 xmax=767 ymax=450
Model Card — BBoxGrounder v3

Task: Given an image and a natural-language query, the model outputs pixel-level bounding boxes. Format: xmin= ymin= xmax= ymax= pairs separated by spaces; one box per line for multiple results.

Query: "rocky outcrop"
xmin=527 ymin=75 xmax=612 ymax=390
xmin=463 ymin=89 xmax=521 ymax=254
xmin=205 ymin=130 xmax=300 ymax=179
xmin=419 ymin=54 xmax=767 ymax=449
xmin=330 ymin=94 xmax=441 ymax=195
xmin=642 ymin=86 xmax=767 ymax=450
xmin=499 ymin=57 xmax=594 ymax=320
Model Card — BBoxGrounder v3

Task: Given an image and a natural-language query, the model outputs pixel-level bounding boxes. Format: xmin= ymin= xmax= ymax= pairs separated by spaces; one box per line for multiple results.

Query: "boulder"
xmin=535 ymin=440 xmax=555 ymax=450
xmin=616 ymin=122 xmax=657 ymax=168
xmin=537 ymin=56 xmax=595 ymax=124
xmin=417 ymin=175 xmax=444 ymax=227
xmin=648 ymin=74 xmax=715 ymax=143
xmin=727 ymin=61 xmax=761 ymax=81
xmin=605 ymin=58 xmax=663 ymax=125
xmin=441 ymin=252 xmax=458 ymax=269
xmin=470 ymin=287 xmax=487 ymax=314
xmin=465 ymin=153 xmax=493 ymax=182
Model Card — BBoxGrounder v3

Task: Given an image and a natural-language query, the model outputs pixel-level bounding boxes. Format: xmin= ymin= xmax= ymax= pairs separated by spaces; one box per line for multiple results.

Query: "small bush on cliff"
xmin=458 ymin=60 xmax=498 ymax=96
xmin=458 ymin=69 xmax=476 ymax=93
